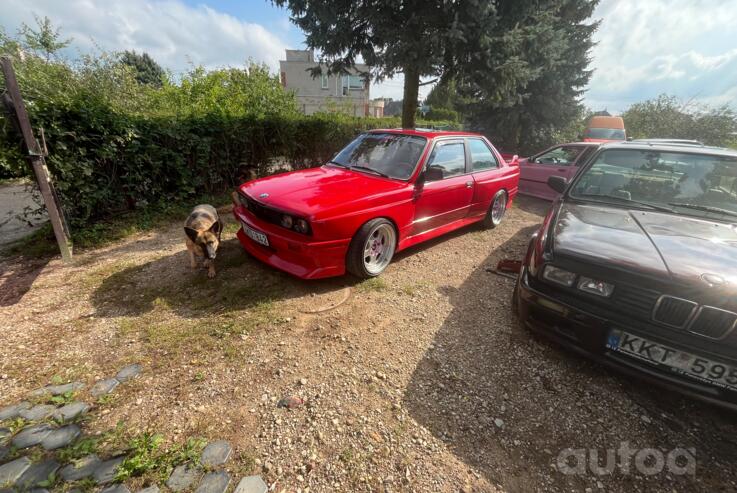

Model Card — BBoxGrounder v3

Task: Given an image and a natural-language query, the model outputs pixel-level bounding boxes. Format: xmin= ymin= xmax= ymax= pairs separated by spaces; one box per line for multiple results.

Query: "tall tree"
xmin=464 ymin=0 xmax=599 ymax=154
xmin=272 ymin=0 xmax=555 ymax=129
xmin=623 ymin=94 xmax=737 ymax=148
xmin=19 ymin=14 xmax=71 ymax=61
xmin=120 ymin=50 xmax=166 ymax=87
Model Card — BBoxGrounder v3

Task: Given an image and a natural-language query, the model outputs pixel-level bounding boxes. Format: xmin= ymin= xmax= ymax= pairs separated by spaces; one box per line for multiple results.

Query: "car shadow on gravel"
xmin=403 ymin=225 xmax=737 ymax=492
xmin=90 ymin=237 xmax=355 ymax=319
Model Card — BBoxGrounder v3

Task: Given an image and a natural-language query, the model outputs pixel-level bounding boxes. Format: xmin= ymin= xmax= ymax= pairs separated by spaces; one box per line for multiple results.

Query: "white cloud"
xmin=587 ymin=0 xmax=737 ymax=113
xmin=2 ymin=0 xmax=289 ymax=73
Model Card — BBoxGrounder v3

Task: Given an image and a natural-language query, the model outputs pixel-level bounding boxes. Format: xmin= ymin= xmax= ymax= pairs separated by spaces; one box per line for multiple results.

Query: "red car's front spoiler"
xmin=233 ymin=205 xmax=351 ymax=279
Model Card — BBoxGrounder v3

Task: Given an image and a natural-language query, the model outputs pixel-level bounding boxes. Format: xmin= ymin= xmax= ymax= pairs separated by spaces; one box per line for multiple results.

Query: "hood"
xmin=239 ymin=165 xmax=409 ymax=220
xmin=552 ymin=202 xmax=737 ymax=286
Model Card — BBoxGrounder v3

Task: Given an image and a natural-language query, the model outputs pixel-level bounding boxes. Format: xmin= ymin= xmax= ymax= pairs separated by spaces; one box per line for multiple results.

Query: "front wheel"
xmin=482 ymin=190 xmax=507 ymax=229
xmin=346 ymin=218 xmax=397 ymax=278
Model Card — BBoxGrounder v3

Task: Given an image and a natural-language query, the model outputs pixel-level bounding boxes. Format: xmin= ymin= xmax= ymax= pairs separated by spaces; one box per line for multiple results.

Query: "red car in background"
xmin=233 ymin=129 xmax=519 ymax=279
xmin=518 ymin=142 xmax=599 ymax=200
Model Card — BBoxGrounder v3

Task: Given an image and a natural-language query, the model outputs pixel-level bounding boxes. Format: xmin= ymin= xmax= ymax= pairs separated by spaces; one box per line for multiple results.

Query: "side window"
xmin=426 ymin=142 xmax=466 ymax=179
xmin=575 ymin=146 xmax=597 ymax=166
xmin=534 ymin=146 xmax=584 ymax=166
xmin=468 ymin=139 xmax=499 ymax=171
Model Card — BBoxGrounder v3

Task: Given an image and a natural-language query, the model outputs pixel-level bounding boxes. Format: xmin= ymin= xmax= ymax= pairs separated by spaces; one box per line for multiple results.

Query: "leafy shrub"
xmin=424 ymin=107 xmax=460 ymax=122
xmin=0 ymin=23 xmax=460 ymax=236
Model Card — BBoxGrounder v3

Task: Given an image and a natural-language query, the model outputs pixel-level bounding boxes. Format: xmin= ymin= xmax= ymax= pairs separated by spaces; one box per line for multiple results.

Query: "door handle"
xmin=465 ymin=181 xmax=473 ymax=188
xmin=557 ymin=168 xmax=567 ymax=172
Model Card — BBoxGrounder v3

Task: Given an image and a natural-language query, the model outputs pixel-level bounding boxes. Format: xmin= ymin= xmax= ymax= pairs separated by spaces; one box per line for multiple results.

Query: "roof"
xmin=599 ymin=140 xmax=737 ymax=157
xmin=368 ymin=128 xmax=482 ymax=138
xmin=588 ymin=116 xmax=624 ymax=129
xmin=629 ymin=138 xmax=704 ymax=146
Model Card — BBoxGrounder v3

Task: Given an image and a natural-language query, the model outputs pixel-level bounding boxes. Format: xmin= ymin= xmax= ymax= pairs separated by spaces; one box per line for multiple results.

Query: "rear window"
xmin=586 ymin=128 xmax=626 ymax=140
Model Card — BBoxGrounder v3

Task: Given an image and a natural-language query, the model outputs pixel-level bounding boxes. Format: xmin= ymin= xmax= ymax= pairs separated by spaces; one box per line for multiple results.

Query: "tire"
xmin=346 ymin=218 xmax=397 ymax=278
xmin=482 ymin=190 xmax=508 ymax=229
xmin=511 ymin=283 xmax=520 ymax=316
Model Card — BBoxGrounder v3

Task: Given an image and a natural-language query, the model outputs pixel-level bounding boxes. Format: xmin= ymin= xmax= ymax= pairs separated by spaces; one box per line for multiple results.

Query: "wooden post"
xmin=1 ymin=56 xmax=72 ymax=261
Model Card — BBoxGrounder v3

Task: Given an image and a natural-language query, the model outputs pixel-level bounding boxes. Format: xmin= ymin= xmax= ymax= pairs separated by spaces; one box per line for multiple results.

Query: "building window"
xmin=321 ymin=73 xmax=328 ymax=89
xmin=341 ymin=75 xmax=364 ymax=95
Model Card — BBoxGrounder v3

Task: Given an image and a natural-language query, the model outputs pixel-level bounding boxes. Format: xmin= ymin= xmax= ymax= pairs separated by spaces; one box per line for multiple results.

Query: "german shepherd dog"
xmin=184 ymin=204 xmax=223 ymax=278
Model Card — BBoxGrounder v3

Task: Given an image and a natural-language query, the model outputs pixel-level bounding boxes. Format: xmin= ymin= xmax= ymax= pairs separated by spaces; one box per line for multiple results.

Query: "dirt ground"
xmin=1 ymin=195 xmax=737 ymax=492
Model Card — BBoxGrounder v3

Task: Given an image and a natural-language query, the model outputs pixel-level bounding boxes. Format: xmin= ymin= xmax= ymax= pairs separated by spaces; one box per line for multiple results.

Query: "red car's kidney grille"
xmin=690 ymin=307 xmax=737 ymax=339
xmin=242 ymin=194 xmax=283 ymax=225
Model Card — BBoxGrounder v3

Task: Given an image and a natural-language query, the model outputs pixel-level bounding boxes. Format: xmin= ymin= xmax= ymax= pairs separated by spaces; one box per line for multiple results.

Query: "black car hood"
xmin=552 ymin=202 xmax=737 ymax=286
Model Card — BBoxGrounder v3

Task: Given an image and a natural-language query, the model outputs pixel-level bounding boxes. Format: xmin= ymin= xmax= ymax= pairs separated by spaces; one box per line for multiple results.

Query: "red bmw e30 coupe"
xmin=232 ymin=128 xmax=520 ymax=279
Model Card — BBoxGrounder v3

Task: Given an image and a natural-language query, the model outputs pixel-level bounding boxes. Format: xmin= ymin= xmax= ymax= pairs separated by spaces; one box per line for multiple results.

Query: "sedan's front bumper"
xmin=516 ymin=267 xmax=737 ymax=410
xmin=233 ymin=204 xmax=350 ymax=279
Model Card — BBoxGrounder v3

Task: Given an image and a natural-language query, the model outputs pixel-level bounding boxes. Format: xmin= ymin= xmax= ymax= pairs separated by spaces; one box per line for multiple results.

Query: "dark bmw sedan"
xmin=515 ymin=140 xmax=737 ymax=408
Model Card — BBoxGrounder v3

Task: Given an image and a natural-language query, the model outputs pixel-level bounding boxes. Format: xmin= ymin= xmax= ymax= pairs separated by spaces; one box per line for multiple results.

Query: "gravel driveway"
xmin=1 ymin=195 xmax=736 ymax=492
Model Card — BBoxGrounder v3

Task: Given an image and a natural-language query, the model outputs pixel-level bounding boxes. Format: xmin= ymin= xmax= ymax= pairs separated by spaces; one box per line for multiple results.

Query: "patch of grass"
xmin=223 ymin=221 xmax=241 ymax=236
xmin=115 ymin=434 xmax=206 ymax=483
xmin=57 ymin=435 xmax=101 ymax=462
xmin=356 ymin=277 xmax=388 ymax=293
xmin=339 ymin=447 xmax=355 ymax=463
xmin=400 ymin=281 xmax=429 ymax=296
xmin=2 ymin=223 xmax=58 ymax=257
xmin=81 ymin=261 xmax=138 ymax=289
xmin=48 ymin=390 xmax=77 ymax=406
xmin=72 ymin=477 xmax=98 ymax=493
xmin=96 ymin=393 xmax=119 ymax=407
xmin=5 ymin=417 xmax=28 ymax=434
xmin=2 ymin=192 xmax=232 ymax=259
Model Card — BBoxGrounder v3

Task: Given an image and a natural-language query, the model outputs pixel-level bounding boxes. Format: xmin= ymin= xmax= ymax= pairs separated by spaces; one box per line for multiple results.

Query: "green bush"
xmin=0 ymin=23 xmax=462 ymax=236
xmin=423 ymin=107 xmax=459 ymax=122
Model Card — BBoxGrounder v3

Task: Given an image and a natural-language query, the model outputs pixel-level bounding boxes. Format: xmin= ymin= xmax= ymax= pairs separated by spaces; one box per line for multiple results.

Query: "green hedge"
xmin=1 ymin=107 xmax=458 ymax=229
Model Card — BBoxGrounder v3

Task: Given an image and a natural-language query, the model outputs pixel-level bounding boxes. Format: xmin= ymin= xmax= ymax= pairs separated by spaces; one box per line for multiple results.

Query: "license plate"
xmin=607 ymin=329 xmax=737 ymax=390
xmin=243 ymin=224 xmax=269 ymax=247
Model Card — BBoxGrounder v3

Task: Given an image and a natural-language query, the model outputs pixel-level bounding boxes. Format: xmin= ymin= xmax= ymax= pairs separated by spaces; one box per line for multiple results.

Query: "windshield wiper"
xmin=668 ymin=202 xmax=737 ymax=218
xmin=350 ymin=165 xmax=390 ymax=178
xmin=576 ymin=193 xmax=675 ymax=212
xmin=327 ymin=160 xmax=349 ymax=168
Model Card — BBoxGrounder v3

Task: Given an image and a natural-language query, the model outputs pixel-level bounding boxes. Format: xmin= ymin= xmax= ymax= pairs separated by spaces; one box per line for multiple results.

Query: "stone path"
xmin=0 ymin=365 xmax=269 ymax=492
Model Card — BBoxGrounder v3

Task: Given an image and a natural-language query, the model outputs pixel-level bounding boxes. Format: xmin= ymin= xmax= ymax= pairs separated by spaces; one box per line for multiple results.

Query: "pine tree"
xmin=120 ymin=50 xmax=166 ymax=87
xmin=465 ymin=0 xmax=599 ymax=154
xmin=272 ymin=0 xmax=557 ymax=129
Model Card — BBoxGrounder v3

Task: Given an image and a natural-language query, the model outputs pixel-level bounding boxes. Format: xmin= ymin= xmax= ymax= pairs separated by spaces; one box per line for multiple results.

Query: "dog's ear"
xmin=184 ymin=227 xmax=199 ymax=242
xmin=209 ymin=221 xmax=221 ymax=235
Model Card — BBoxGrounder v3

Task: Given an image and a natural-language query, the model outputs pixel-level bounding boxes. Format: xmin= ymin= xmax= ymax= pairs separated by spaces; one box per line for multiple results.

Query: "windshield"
xmin=331 ymin=133 xmax=426 ymax=180
xmin=571 ymin=149 xmax=737 ymax=219
xmin=585 ymin=128 xmax=625 ymax=140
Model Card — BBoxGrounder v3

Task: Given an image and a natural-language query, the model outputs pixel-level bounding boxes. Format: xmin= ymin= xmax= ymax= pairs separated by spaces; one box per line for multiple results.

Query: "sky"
xmin=1 ymin=0 xmax=736 ymax=114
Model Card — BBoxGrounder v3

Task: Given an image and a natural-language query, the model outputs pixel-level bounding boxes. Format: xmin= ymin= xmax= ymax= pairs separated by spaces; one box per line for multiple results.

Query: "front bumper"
xmin=233 ymin=204 xmax=350 ymax=279
xmin=516 ymin=267 xmax=737 ymax=410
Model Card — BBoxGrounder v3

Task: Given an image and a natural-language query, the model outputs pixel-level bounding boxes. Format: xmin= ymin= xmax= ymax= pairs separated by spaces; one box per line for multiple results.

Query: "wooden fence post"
xmin=1 ymin=56 xmax=72 ymax=261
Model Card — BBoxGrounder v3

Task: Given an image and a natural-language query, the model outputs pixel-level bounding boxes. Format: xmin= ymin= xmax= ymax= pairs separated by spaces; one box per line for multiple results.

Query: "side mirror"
xmin=425 ymin=166 xmax=444 ymax=182
xmin=548 ymin=175 xmax=568 ymax=194
xmin=509 ymin=154 xmax=520 ymax=166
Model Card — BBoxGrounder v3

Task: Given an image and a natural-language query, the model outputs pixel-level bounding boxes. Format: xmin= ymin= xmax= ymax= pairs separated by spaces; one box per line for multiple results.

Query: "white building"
xmin=279 ymin=50 xmax=384 ymax=118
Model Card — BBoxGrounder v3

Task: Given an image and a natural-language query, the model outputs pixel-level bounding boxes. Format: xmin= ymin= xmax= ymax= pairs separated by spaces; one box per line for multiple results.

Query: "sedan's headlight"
xmin=542 ymin=265 xmax=577 ymax=287
xmin=280 ymin=214 xmax=294 ymax=228
xmin=577 ymin=277 xmax=615 ymax=297
xmin=294 ymin=219 xmax=310 ymax=234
